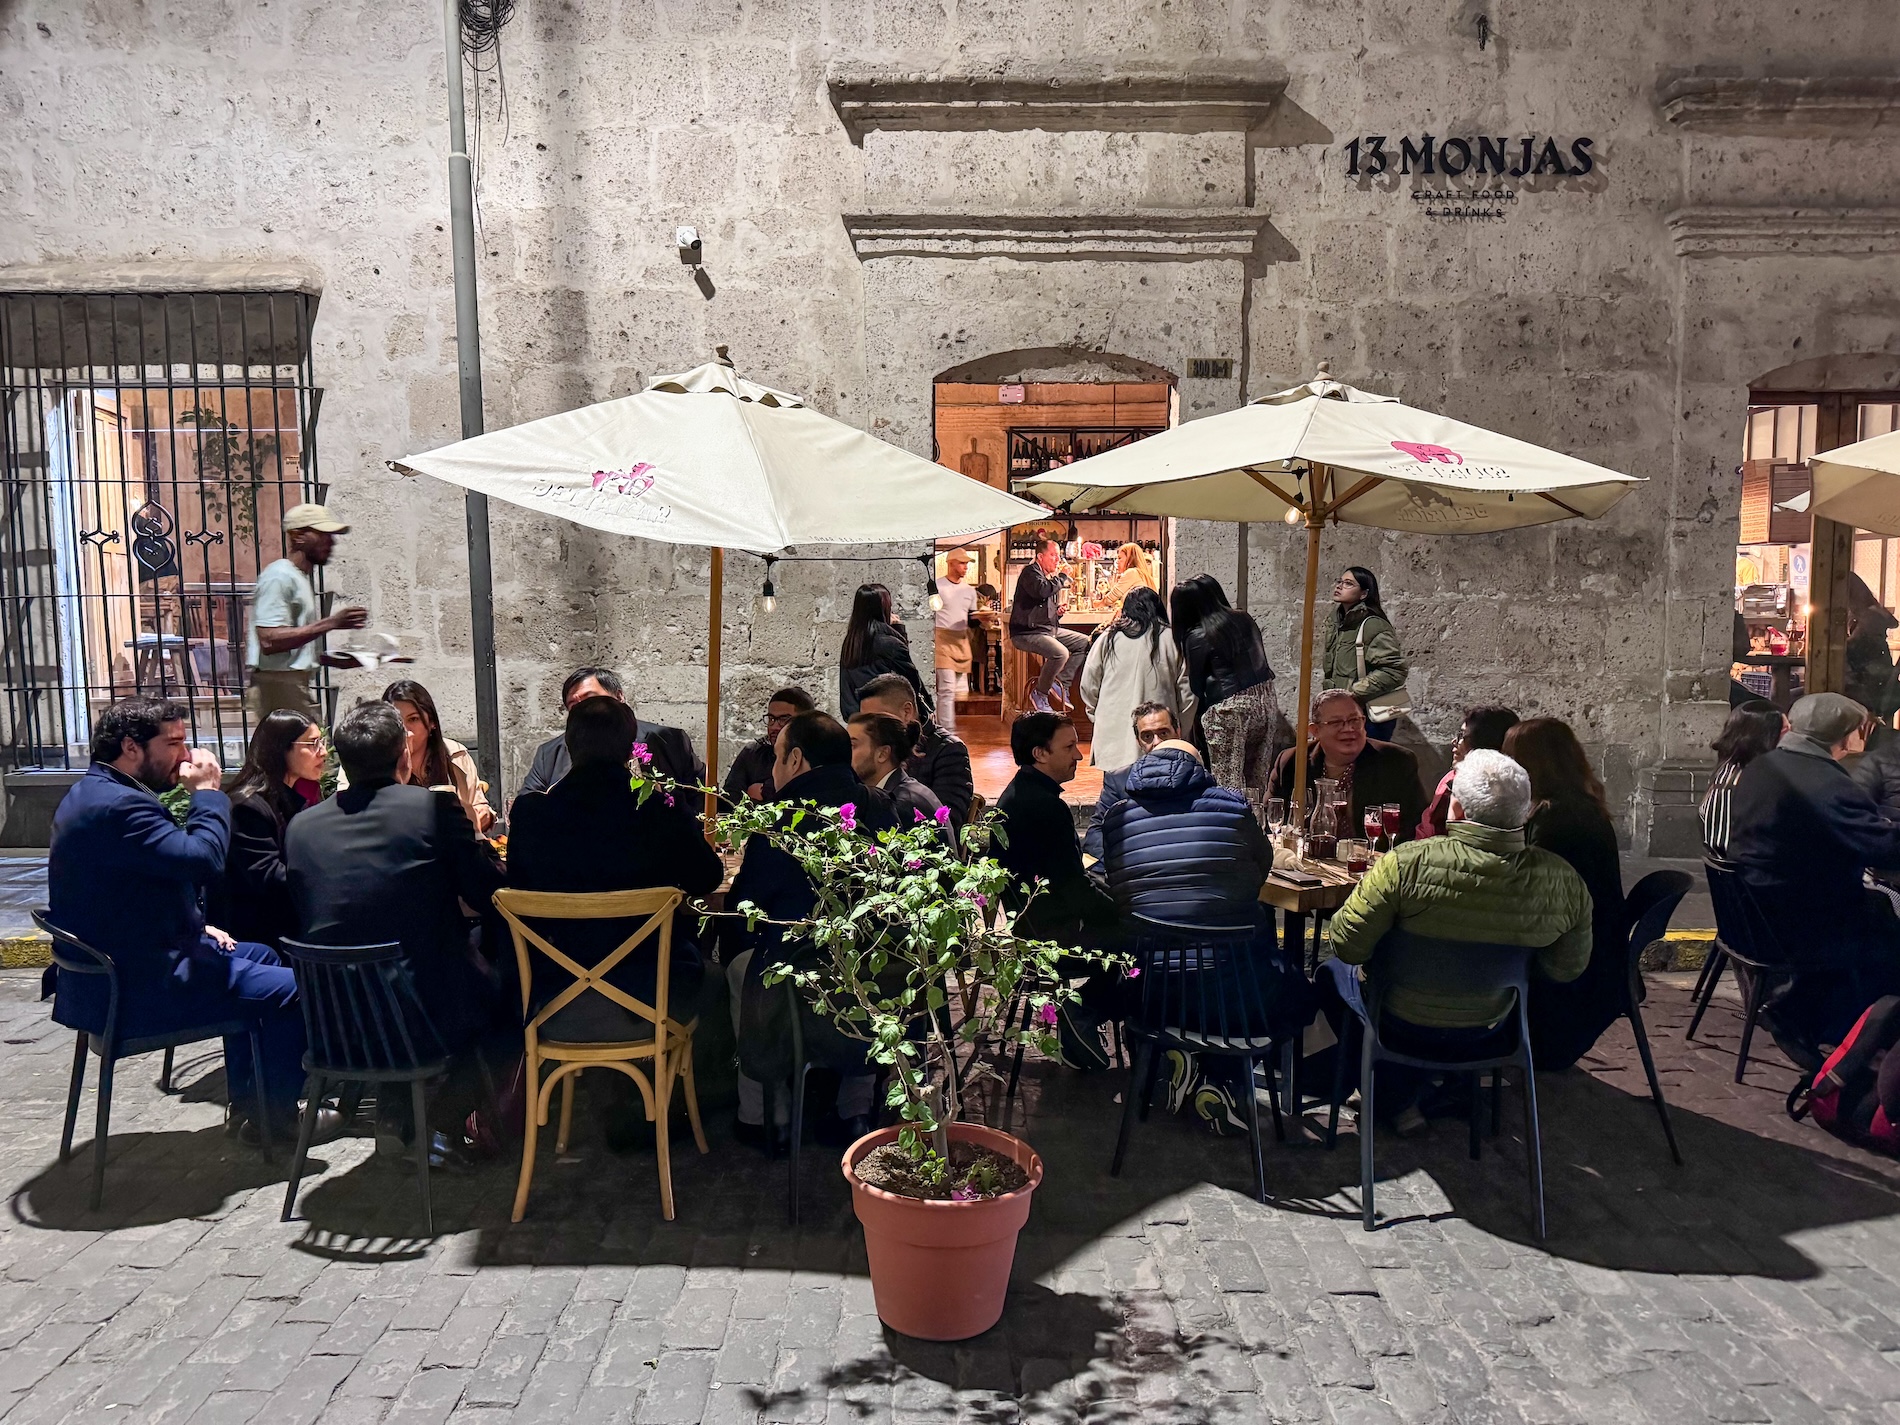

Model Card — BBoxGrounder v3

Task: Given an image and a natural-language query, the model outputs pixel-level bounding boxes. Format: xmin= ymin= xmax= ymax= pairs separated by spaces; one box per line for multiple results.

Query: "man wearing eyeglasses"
xmin=1268 ymin=688 xmax=1425 ymax=845
xmin=722 ymin=686 xmax=816 ymax=803
xmin=1084 ymin=701 xmax=1178 ymax=862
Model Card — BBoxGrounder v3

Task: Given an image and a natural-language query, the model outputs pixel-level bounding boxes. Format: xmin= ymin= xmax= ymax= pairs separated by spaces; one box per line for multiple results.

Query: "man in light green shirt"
xmin=244 ymin=503 xmax=367 ymax=720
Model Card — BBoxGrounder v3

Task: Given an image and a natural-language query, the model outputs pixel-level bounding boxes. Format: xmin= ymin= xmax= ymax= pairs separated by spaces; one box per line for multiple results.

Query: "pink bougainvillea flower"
xmin=913 ymin=809 xmax=927 ymax=824
xmin=934 ymin=805 xmax=952 ymax=825
xmin=663 ymin=793 xmax=676 ymax=808
xmin=838 ymin=802 xmax=857 ymax=831
xmin=630 ymin=742 xmax=652 ymax=764
xmin=1125 ymin=966 xmax=1140 ymax=978
xmin=1038 ymin=1003 xmax=1058 ymax=1026
xmin=950 ymin=1186 xmax=979 ymax=1202
xmin=905 ymin=858 xmax=924 ymax=871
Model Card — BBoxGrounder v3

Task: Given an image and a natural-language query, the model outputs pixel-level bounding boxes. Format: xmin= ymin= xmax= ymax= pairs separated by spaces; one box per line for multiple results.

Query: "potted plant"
xmin=630 ymin=752 xmax=1118 ymax=1339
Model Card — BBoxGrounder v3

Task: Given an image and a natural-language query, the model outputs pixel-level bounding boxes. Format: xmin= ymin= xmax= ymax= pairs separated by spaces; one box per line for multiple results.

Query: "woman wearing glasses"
xmin=218 ymin=709 xmax=328 ymax=948
xmin=1323 ymin=565 xmax=1409 ymax=742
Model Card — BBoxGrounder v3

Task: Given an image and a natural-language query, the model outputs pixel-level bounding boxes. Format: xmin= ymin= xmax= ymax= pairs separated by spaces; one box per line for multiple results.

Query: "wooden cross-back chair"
xmin=491 ymin=888 xmax=708 ymax=1222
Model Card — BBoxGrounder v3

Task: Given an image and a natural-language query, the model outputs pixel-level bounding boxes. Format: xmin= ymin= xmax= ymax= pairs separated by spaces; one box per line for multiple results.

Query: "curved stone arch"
xmin=933 ymin=346 xmax=1178 ymax=387
xmin=1751 ymin=352 xmax=1900 ymax=396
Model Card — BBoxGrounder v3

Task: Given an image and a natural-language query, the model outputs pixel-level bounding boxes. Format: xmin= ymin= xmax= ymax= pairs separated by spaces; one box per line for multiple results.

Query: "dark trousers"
xmin=167 ymin=939 xmax=305 ymax=1122
xmin=1316 ymin=958 xmax=1509 ymax=1120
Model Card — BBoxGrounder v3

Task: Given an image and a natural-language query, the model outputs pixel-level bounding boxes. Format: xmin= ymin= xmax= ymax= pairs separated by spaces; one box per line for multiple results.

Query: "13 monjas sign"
xmin=1343 ymin=134 xmax=1596 ymax=178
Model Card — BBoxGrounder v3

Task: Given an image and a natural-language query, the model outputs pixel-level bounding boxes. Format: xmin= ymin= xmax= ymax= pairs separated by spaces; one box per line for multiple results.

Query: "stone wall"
xmin=4 ymin=0 xmax=1899 ymax=843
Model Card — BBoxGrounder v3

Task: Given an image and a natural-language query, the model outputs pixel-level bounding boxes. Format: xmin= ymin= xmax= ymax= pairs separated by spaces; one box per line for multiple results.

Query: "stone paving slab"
xmin=2 ymin=966 xmax=1899 ymax=1422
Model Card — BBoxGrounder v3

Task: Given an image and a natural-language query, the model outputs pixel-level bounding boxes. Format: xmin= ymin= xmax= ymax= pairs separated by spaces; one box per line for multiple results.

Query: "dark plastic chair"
xmin=1697 ymin=859 xmax=1861 ymax=1082
xmin=33 ymin=909 xmax=272 ymax=1211
xmin=1110 ymin=916 xmax=1296 ymax=1205
xmin=1324 ymin=931 xmax=1546 ymax=1238
xmin=1620 ymin=869 xmax=1691 ymax=1164
xmin=277 ymin=937 xmax=450 ymax=1233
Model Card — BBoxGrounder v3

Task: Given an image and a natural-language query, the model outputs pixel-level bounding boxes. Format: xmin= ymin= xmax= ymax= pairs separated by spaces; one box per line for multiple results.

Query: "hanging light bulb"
xmin=757 ymin=556 xmax=778 ymax=614
xmin=1284 ymin=505 xmax=1302 ymax=526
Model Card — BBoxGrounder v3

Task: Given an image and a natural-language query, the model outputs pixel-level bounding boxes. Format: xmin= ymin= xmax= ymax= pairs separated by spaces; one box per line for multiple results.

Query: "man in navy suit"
xmin=513 ymin=666 xmax=704 ymax=803
xmin=46 ymin=697 xmax=313 ymax=1138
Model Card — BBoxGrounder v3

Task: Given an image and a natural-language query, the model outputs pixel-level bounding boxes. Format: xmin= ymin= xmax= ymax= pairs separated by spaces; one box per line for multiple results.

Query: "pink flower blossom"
xmin=630 ymin=743 xmax=652 ymax=765
xmin=1038 ymin=1003 xmax=1058 ymax=1027
xmin=913 ymin=809 xmax=927 ymax=824
xmin=934 ymin=805 xmax=952 ymax=825
xmin=950 ymin=1186 xmax=980 ymax=1202
xmin=1125 ymin=966 xmax=1140 ymax=979
xmin=905 ymin=858 xmax=924 ymax=871
xmin=958 ymin=891 xmax=988 ymax=911
xmin=838 ymin=802 xmax=857 ymax=831
xmin=663 ymin=793 xmax=676 ymax=808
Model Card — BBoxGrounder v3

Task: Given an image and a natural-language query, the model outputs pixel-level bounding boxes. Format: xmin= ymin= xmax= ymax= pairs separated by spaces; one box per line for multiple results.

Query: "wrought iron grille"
xmin=0 ymin=291 xmax=325 ymax=769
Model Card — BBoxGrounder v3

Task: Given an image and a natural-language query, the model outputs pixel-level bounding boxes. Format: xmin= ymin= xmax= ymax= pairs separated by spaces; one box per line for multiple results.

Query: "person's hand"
xmin=204 ymin=925 xmax=236 ymax=952
xmin=176 ymin=748 xmax=223 ymax=793
xmin=746 ymin=783 xmax=765 ymax=802
xmin=326 ymin=605 xmax=369 ymax=632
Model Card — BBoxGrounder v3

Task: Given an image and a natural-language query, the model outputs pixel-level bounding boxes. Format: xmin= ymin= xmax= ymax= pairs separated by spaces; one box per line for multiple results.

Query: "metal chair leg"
xmin=787 ymin=1062 xmax=810 ymax=1227
xmin=282 ymin=1072 xmax=325 ymax=1222
xmin=1628 ymin=1006 xmax=1683 ymax=1166
xmin=1735 ymin=969 xmax=1770 ymax=1084
xmin=1358 ymin=1030 xmax=1377 ymax=1231
xmin=1003 ymin=996 xmax=1032 ymax=1115
xmin=1261 ymin=1055 xmax=1285 ymax=1144
xmin=1326 ymin=1019 xmax=1354 ymax=1150
xmin=410 ymin=1079 xmax=434 ymax=1236
xmin=90 ymin=1054 xmax=115 ymax=1212
xmin=1468 ymin=1072 xmax=1483 ymax=1161
xmin=1490 ymin=1068 xmax=1503 ymax=1138
xmin=1520 ymin=1053 xmax=1546 ymax=1241
xmin=159 ymin=1046 xmax=175 ymax=1093
xmin=1239 ymin=1056 xmax=1268 ymax=1205
xmin=1686 ymin=948 xmax=1727 ymax=1041
xmin=61 ymin=1033 xmax=87 ymax=1163
xmin=248 ymin=1028 xmax=272 ymax=1163
xmin=1111 ymin=1039 xmax=1154 ymax=1177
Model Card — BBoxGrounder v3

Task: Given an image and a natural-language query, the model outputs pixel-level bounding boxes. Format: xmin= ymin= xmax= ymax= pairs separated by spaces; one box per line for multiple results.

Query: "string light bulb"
xmin=1284 ymin=505 xmax=1302 ymax=526
xmin=757 ymin=556 xmax=778 ymax=614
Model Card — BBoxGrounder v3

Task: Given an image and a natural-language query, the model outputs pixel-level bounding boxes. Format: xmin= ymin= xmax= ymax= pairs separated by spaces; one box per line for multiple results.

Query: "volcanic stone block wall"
xmin=4 ymin=0 xmax=1900 ymax=844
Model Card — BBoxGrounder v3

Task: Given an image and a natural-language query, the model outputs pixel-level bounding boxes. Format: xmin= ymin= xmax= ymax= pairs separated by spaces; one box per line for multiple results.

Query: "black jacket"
xmin=507 ymin=760 xmax=724 ymax=1033
xmin=1101 ymin=749 xmax=1271 ymax=927
xmin=1083 ymin=765 xmax=1131 ymax=862
xmin=908 ymin=720 xmax=974 ymax=827
xmin=1268 ymin=739 xmax=1424 ymax=846
xmin=1009 ymin=563 xmax=1067 ymax=635
xmin=218 ymin=783 xmax=307 ymax=947
xmin=839 ymin=621 xmax=933 ymax=721
xmin=516 ymin=719 xmax=703 ymax=802
xmin=875 ymin=767 xmax=951 ymax=848
xmin=995 ymin=767 xmax=1119 ymax=942
xmin=722 ymin=736 xmax=778 ymax=804
xmin=727 ymin=763 xmax=896 ymax=1084
xmin=1182 ymin=611 xmax=1273 ymax=711
xmin=1853 ymin=738 xmax=1900 ymax=820
xmin=285 ymin=779 xmax=505 ymax=1052
xmin=1524 ymin=795 xmax=1627 ymax=1071
xmin=1730 ymin=740 xmax=1900 ymax=959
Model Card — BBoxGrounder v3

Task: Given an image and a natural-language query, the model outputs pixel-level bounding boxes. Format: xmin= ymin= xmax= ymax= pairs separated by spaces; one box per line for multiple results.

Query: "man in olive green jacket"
xmin=1322 ymin=748 xmax=1591 ymax=1132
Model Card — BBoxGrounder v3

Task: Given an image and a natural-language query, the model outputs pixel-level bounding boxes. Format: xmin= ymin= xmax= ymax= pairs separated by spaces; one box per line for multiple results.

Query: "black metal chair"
xmin=1620 ymin=869 xmax=1691 ymax=1164
xmin=277 ymin=938 xmax=450 ymax=1233
xmin=1323 ymin=931 xmax=1546 ymax=1238
xmin=33 ymin=909 xmax=273 ymax=1211
xmin=1110 ymin=916 xmax=1298 ymax=1205
xmin=1697 ymin=858 xmax=1859 ymax=1082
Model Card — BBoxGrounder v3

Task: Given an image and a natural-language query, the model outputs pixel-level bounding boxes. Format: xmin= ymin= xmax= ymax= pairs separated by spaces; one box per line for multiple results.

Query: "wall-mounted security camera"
xmin=676 ymin=226 xmax=702 ymax=266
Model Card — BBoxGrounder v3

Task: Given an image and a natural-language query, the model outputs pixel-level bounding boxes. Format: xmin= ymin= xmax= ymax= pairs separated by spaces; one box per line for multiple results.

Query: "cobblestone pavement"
xmin=4 ymin=966 xmax=1900 ymax=1424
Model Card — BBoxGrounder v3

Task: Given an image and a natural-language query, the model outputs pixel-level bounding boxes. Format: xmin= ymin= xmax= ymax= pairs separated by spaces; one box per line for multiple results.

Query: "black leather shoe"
xmin=733 ymin=1119 xmax=790 ymax=1158
xmin=814 ymin=1113 xmax=872 ymax=1149
xmin=240 ymin=1106 xmax=344 ymax=1149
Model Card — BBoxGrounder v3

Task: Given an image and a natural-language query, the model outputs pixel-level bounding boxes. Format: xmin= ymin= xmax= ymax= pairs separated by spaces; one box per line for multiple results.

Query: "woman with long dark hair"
xmin=1168 ymin=574 xmax=1289 ymax=799
xmin=1503 ymin=717 xmax=1625 ymax=1070
xmin=847 ymin=711 xmax=947 ymax=841
xmin=1323 ymin=565 xmax=1409 ymax=740
xmin=221 ymin=709 xmax=326 ymax=947
xmin=1703 ymin=699 xmax=1787 ymax=858
xmin=838 ymin=582 xmax=933 ymax=720
xmin=382 ymin=678 xmax=495 ymax=835
xmin=1080 ymin=586 xmax=1194 ymax=770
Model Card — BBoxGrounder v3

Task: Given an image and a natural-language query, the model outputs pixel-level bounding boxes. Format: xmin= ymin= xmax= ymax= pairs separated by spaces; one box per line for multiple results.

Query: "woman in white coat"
xmin=1080 ymin=586 xmax=1196 ymax=770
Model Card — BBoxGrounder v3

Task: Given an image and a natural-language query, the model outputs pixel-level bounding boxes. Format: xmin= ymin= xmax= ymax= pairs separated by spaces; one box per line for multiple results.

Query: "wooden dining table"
xmin=1260 ymin=859 xmax=1361 ymax=972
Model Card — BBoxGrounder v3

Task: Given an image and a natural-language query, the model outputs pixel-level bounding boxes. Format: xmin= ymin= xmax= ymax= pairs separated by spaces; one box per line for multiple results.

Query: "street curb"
xmin=1 ymin=934 xmax=50 ymax=969
xmin=1641 ymin=928 xmax=1714 ymax=972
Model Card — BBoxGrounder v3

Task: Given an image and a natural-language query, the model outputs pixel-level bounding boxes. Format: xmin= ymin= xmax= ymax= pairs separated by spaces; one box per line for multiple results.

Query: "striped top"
xmin=1699 ymin=758 xmax=1746 ymax=859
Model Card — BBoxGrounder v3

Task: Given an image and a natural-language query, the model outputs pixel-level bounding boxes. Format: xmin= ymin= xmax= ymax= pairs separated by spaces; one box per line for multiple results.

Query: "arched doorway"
xmin=929 ymin=348 xmax=1179 ymax=800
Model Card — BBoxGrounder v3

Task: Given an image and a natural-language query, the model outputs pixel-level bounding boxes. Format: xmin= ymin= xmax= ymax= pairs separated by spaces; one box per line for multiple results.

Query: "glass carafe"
xmin=1306 ymin=777 xmax=1341 ymax=862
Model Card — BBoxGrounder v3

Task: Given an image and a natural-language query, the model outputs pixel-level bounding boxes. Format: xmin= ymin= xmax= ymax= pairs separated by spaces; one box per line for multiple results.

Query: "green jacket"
xmin=1322 ymin=603 xmax=1407 ymax=700
xmin=1329 ymin=820 xmax=1592 ymax=1028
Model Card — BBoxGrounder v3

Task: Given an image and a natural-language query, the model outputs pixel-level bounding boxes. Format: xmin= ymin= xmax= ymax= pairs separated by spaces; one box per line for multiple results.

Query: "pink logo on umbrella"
xmin=591 ymin=462 xmax=658 ymax=496
xmin=1391 ymin=441 xmax=1464 ymax=465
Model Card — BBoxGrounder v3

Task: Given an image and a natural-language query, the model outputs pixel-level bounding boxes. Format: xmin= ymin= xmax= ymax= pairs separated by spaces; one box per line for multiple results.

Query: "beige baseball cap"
xmin=282 ymin=502 xmax=349 ymax=533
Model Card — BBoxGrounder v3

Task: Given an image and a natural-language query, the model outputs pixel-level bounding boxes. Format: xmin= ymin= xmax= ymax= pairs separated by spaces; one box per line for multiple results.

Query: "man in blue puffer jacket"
xmin=1100 ymin=740 xmax=1311 ymax=1134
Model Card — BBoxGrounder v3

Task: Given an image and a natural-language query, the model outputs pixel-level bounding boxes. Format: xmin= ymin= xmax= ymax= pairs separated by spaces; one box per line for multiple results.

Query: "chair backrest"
xmin=491 ymin=887 xmax=683 ymax=1043
xmin=1703 ymin=857 xmax=1802 ymax=970
xmin=279 ymin=936 xmax=447 ymax=1074
xmin=1364 ymin=928 xmax=1538 ymax=1031
xmin=1624 ymin=870 xmax=1692 ymax=962
xmin=31 ymin=908 xmax=114 ymax=980
xmin=1126 ymin=913 xmax=1284 ymax=1041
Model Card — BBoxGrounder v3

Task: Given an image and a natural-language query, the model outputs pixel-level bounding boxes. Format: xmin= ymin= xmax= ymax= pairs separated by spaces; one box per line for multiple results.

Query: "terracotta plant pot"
xmin=842 ymin=1121 xmax=1044 ymax=1341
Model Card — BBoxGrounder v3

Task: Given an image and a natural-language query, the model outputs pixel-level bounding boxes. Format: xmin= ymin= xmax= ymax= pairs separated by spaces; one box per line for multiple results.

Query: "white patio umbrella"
xmin=1019 ymin=364 xmax=1644 ymax=810
xmin=1811 ymin=429 xmax=1900 ymax=536
xmin=392 ymin=356 xmax=1047 ymax=814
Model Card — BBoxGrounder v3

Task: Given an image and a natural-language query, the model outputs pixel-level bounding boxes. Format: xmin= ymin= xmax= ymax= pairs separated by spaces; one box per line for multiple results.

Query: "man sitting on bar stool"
xmin=1008 ymin=539 xmax=1088 ymax=715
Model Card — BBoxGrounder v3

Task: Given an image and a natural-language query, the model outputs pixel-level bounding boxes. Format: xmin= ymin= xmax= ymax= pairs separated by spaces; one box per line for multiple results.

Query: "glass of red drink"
xmin=1382 ymin=803 xmax=1403 ymax=839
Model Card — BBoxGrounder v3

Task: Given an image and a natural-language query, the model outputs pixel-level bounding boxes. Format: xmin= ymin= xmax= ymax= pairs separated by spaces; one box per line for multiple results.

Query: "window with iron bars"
xmin=0 ymin=290 xmax=329 ymax=770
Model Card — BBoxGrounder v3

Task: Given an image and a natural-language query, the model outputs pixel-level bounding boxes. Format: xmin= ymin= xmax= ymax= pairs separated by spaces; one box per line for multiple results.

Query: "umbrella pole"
xmin=1290 ymin=476 xmax=1326 ymax=819
xmin=704 ymin=547 xmax=724 ymax=837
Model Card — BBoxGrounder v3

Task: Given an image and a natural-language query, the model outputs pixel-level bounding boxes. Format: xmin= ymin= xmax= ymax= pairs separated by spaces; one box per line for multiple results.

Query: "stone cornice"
xmin=1666 ymin=207 xmax=1900 ymax=258
xmin=1656 ymin=75 xmax=1900 ymax=135
xmin=841 ymin=209 xmax=1272 ymax=261
xmin=0 ymin=260 xmax=324 ymax=295
xmin=826 ymin=66 xmax=1287 ymax=143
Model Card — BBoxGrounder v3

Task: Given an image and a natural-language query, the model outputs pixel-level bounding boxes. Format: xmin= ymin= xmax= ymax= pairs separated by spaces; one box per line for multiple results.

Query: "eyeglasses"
xmin=1317 ymin=715 xmax=1366 ymax=731
xmin=764 ymin=710 xmax=796 ymax=731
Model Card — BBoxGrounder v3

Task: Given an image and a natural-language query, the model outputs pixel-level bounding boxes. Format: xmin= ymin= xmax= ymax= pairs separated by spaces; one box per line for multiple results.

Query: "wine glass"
xmin=1363 ymin=809 xmax=1385 ymax=856
xmin=1382 ymin=802 xmax=1404 ymax=846
xmin=1265 ymin=796 xmax=1287 ymax=839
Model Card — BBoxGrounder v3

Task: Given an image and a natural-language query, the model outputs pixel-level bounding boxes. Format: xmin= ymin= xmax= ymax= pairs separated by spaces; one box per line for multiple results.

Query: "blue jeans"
xmin=1010 ymin=628 xmax=1089 ymax=698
